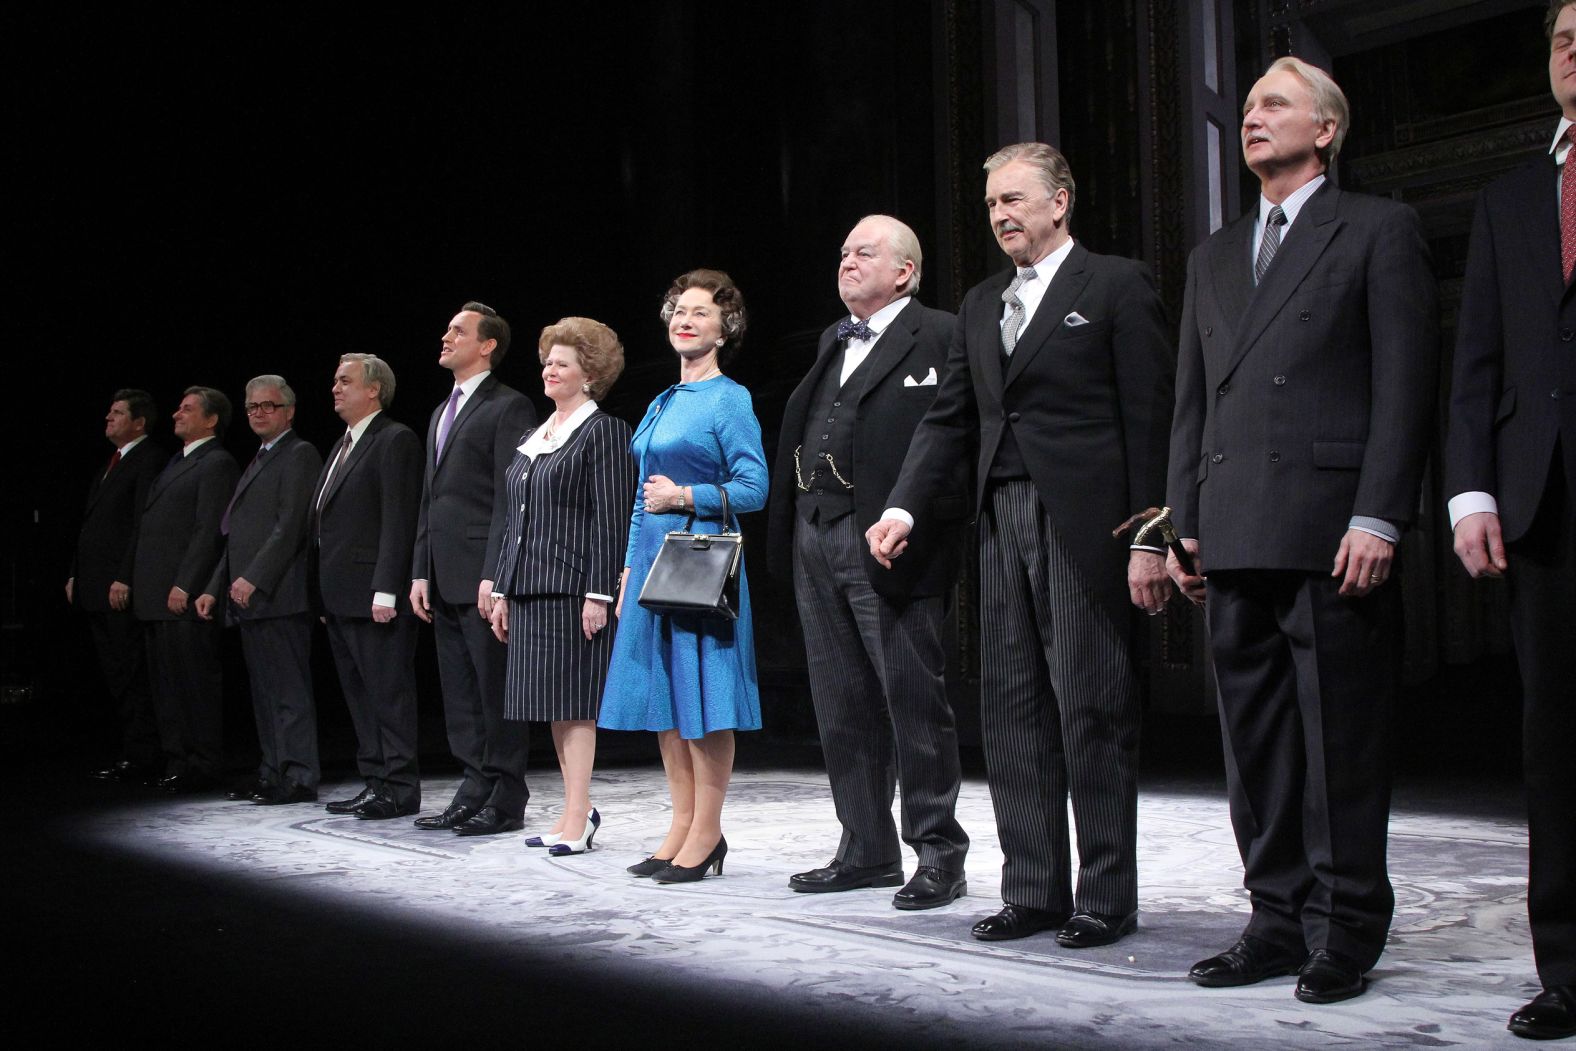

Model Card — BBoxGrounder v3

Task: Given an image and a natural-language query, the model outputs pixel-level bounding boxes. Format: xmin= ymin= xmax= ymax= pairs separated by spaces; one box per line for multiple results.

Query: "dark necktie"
xmin=1562 ymin=126 xmax=1575 ymax=283
xmin=1254 ymin=205 xmax=1287 ymax=285
xmin=435 ymin=387 xmax=462 ymax=459
xmin=836 ymin=318 xmax=874 ymax=343
xmin=1001 ymin=266 xmax=1037 ymax=355
xmin=317 ymin=432 xmax=352 ymax=510
xmin=220 ymin=446 xmax=266 ymax=536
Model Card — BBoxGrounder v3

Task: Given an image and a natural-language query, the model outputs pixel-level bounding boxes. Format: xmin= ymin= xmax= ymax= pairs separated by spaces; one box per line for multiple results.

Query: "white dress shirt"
xmin=840 ymin=296 xmax=911 ymax=385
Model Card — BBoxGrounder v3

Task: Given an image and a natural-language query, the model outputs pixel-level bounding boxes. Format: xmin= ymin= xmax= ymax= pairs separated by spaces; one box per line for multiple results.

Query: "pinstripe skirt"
xmin=503 ymin=595 xmax=614 ymax=723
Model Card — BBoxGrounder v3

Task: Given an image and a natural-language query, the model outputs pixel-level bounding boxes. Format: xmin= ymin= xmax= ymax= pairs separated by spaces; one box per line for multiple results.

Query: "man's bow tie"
xmin=837 ymin=318 xmax=875 ymax=343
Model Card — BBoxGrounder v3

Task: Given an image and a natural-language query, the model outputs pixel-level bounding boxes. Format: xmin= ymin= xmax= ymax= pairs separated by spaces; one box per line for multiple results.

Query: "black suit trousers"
xmin=1206 ymin=569 xmax=1398 ymax=970
xmin=86 ymin=608 xmax=159 ymax=766
xmin=238 ymin=613 xmax=319 ymax=791
xmin=792 ymin=513 xmax=967 ymax=871
xmin=432 ymin=597 xmax=528 ymax=817
xmin=325 ymin=615 xmax=419 ymax=809
xmin=145 ymin=619 xmax=224 ymax=777
xmin=1508 ymin=455 xmax=1576 ymax=988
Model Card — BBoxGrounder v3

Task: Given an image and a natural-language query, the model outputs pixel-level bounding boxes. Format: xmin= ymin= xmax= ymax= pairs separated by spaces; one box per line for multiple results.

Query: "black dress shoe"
xmin=971 ymin=904 xmax=1070 ymax=941
xmin=789 ymin=858 xmax=904 ymax=893
xmin=893 ymin=866 xmax=967 ymax=910
xmin=1508 ymin=985 xmax=1576 ymax=1040
xmin=1057 ymin=910 xmax=1138 ymax=948
xmin=1188 ymin=935 xmax=1305 ymax=987
xmin=352 ymin=795 xmax=418 ymax=820
xmin=324 ymin=787 xmax=374 ymax=814
xmin=157 ymin=772 xmax=218 ymax=795
xmin=1294 ymin=948 xmax=1366 ymax=1004
xmin=413 ymin=803 xmax=478 ymax=830
xmin=228 ymin=780 xmax=272 ymax=802
xmin=256 ymin=783 xmax=318 ymax=806
xmin=454 ymin=806 xmax=525 ymax=837
xmin=92 ymin=760 xmax=154 ymax=783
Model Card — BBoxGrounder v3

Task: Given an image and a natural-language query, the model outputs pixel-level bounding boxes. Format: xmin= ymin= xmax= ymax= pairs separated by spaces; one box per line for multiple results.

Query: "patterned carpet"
xmin=59 ymin=765 xmax=1543 ymax=1049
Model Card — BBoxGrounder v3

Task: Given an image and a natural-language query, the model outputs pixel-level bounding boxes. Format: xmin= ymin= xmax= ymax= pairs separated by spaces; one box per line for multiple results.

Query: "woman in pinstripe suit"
xmin=488 ymin=318 xmax=637 ymax=855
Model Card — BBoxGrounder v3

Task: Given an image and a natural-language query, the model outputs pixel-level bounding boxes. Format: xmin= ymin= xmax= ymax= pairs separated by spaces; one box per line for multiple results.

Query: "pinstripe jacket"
xmin=491 ymin=411 xmax=637 ymax=600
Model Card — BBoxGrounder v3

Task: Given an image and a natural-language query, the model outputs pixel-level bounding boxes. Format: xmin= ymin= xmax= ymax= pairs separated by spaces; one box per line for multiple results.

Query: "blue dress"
xmin=597 ymin=376 xmax=767 ymax=739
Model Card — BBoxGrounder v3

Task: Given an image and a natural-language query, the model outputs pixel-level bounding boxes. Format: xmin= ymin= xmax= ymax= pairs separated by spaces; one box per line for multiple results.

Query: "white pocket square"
xmin=904 ymin=368 xmax=938 ymax=387
xmin=1064 ymin=311 xmax=1090 ymax=327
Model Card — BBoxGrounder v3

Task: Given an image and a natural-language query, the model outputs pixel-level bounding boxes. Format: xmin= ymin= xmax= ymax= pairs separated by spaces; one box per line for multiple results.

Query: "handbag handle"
xmin=676 ymin=486 xmax=735 ymax=532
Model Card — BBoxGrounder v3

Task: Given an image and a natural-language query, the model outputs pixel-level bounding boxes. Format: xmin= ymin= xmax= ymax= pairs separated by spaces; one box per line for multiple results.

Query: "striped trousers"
xmin=978 ymin=480 xmax=1139 ymax=915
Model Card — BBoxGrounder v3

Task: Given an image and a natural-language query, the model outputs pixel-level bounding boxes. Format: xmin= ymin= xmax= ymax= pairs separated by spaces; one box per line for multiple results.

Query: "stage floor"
xmin=49 ymin=763 xmax=1541 ymax=1049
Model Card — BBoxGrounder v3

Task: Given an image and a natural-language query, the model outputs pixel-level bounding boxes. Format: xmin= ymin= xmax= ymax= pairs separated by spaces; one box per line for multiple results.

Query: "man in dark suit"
xmin=313 ymin=353 xmax=424 ymax=820
xmin=130 ymin=386 xmax=241 ymax=793
xmin=70 ymin=389 xmax=165 ymax=781
xmin=1165 ymin=58 xmax=1438 ymax=1004
xmin=195 ymin=375 xmax=323 ymax=805
xmin=410 ymin=302 xmax=536 ymax=836
xmin=1446 ymin=3 xmax=1576 ymax=1037
xmin=868 ymin=145 xmax=1175 ymax=947
xmin=768 ymin=215 xmax=969 ymax=909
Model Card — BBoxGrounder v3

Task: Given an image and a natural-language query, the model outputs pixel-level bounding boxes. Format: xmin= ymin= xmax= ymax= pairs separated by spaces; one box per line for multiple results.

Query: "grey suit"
xmin=205 ymin=429 xmax=323 ymax=791
xmin=130 ymin=438 xmax=240 ymax=777
xmin=1168 ymin=181 xmax=1439 ymax=970
xmin=413 ymin=374 xmax=537 ymax=818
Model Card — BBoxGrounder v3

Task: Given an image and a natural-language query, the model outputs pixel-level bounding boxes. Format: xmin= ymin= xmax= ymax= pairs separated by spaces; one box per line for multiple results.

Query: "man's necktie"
xmin=836 ymin=318 xmax=874 ymax=343
xmin=103 ymin=449 xmax=121 ymax=479
xmin=1001 ymin=266 xmax=1037 ymax=355
xmin=435 ymin=386 xmax=462 ymax=459
xmin=221 ymin=446 xmax=266 ymax=536
xmin=1254 ymin=205 xmax=1286 ymax=286
xmin=1562 ymin=126 xmax=1575 ymax=284
xmin=318 ymin=432 xmax=352 ymax=510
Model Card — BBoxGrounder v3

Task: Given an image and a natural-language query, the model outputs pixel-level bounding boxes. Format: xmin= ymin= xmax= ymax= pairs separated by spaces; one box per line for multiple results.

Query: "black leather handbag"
xmin=637 ymin=489 xmax=743 ymax=620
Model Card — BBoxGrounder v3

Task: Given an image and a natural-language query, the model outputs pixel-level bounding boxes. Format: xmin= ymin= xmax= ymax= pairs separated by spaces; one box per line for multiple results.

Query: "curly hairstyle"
xmin=659 ymin=268 xmax=748 ymax=364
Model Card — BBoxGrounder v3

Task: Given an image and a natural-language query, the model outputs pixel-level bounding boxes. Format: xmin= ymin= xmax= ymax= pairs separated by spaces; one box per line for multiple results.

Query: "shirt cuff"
xmin=881 ymin=507 xmax=915 ymax=529
xmin=1447 ymin=491 xmax=1498 ymax=529
xmin=586 ymin=592 xmax=614 ymax=603
xmin=373 ymin=591 xmax=397 ymax=608
xmin=1348 ymin=517 xmax=1399 ymax=544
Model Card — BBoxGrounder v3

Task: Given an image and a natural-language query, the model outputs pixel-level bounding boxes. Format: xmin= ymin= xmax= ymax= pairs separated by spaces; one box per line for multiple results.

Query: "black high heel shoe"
xmin=651 ymin=837 xmax=728 ymax=884
xmin=627 ymin=855 xmax=673 ymax=877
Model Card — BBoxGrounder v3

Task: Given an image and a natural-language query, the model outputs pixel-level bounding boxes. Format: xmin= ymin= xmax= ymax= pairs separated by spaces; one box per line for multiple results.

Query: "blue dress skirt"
xmin=597 ymin=376 xmax=768 ymax=739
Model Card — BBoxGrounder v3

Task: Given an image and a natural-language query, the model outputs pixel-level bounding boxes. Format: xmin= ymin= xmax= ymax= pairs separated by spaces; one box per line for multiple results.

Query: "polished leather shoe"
xmin=789 ymin=858 xmax=904 ymax=894
xmin=324 ymin=787 xmax=374 ymax=814
xmin=1295 ymin=948 xmax=1366 ymax=1004
xmin=1188 ymin=936 xmax=1304 ymax=987
xmin=256 ymin=783 xmax=317 ymax=805
xmin=157 ymin=772 xmax=218 ymax=795
xmin=1508 ymin=985 xmax=1576 ymax=1040
xmin=92 ymin=760 xmax=154 ymax=783
xmin=893 ymin=866 xmax=967 ymax=910
xmin=1057 ymin=910 xmax=1138 ymax=948
xmin=352 ymin=795 xmax=418 ymax=820
xmin=971 ymin=903 xmax=1069 ymax=941
xmin=454 ymin=806 xmax=525 ymax=837
xmin=413 ymin=803 xmax=478 ymax=831
xmin=228 ymin=780 xmax=272 ymax=801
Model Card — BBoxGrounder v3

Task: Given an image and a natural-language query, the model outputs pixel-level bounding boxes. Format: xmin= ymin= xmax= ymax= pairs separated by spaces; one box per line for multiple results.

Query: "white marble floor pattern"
xmin=82 ymin=768 xmax=1540 ymax=1049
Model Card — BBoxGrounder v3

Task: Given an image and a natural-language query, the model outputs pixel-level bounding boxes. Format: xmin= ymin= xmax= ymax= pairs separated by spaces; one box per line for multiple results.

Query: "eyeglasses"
xmin=244 ymin=401 xmax=284 ymax=415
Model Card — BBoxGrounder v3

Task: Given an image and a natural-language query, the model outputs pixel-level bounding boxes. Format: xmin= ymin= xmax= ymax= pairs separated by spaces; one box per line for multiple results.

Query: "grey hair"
xmin=245 ymin=374 xmax=297 ymax=406
xmin=338 ymin=353 xmax=397 ymax=409
xmin=983 ymin=142 xmax=1077 ymax=224
xmin=1264 ymin=56 xmax=1350 ymax=166
xmin=858 ymin=214 xmax=924 ymax=298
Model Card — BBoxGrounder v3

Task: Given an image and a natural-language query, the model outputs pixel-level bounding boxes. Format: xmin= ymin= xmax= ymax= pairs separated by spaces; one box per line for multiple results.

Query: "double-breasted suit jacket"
xmin=413 ymin=374 xmax=537 ymax=603
xmin=767 ymin=299 xmax=968 ymax=600
xmin=204 ymin=429 xmax=321 ymax=620
xmin=1445 ymin=147 xmax=1576 ymax=990
xmin=313 ymin=412 xmax=423 ymax=617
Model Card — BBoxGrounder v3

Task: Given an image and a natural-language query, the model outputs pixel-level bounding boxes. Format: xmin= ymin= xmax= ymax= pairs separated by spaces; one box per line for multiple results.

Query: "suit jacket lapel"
xmin=435 ymin=375 xmax=496 ymax=471
xmin=1227 ymin=182 xmax=1342 ymax=379
xmin=322 ymin=414 xmax=384 ymax=509
xmin=1208 ymin=212 xmax=1255 ymax=336
xmin=146 ymin=440 xmax=209 ymax=506
xmin=232 ymin=429 xmax=294 ymax=504
xmin=1521 ymin=156 xmax=1565 ymax=308
xmin=1005 ymin=243 xmax=1091 ymax=388
xmin=858 ymin=300 xmax=919 ymax=396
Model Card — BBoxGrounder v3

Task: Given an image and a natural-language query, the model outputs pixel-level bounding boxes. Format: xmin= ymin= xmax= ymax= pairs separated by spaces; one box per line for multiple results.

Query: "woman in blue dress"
xmin=598 ymin=268 xmax=767 ymax=883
